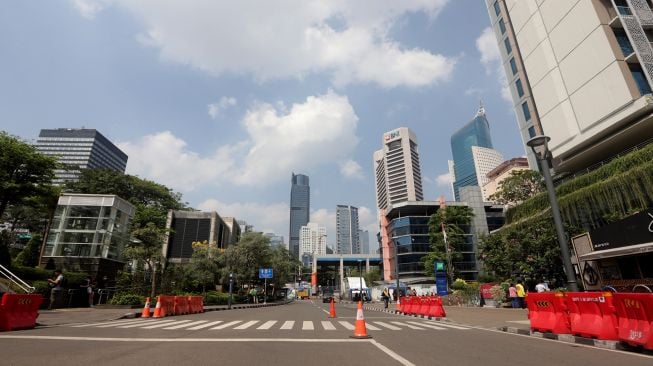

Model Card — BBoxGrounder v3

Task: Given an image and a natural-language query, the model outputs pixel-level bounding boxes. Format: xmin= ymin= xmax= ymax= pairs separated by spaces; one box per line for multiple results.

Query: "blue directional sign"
xmin=259 ymin=268 xmax=273 ymax=279
xmin=434 ymin=261 xmax=448 ymax=296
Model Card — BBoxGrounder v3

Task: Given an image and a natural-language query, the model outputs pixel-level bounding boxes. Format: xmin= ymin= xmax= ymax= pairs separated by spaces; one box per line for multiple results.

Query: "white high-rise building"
xmin=358 ymin=229 xmax=370 ymax=254
xmin=299 ymin=222 xmax=326 ymax=267
xmin=373 ymin=127 xmax=424 ymax=211
xmin=471 ymin=146 xmax=504 ymax=201
xmin=486 ymin=0 xmax=653 ymax=173
xmin=336 ymin=205 xmax=359 ymax=254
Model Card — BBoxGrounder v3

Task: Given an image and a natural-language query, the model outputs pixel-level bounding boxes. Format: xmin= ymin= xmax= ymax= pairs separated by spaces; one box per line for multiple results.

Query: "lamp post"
xmin=393 ymin=242 xmax=400 ymax=302
xmin=357 ymin=259 xmax=363 ymax=303
xmin=228 ymin=272 xmax=233 ymax=309
xmin=526 ymin=135 xmax=579 ymax=292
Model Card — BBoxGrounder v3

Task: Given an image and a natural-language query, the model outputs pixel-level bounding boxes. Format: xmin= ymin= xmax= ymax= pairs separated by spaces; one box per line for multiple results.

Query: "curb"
xmin=362 ymin=305 xmax=449 ymax=323
xmin=502 ymin=326 xmax=625 ymax=350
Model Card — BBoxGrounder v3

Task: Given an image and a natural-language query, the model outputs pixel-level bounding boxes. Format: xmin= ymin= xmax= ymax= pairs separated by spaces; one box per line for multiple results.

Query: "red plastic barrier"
xmin=174 ymin=296 xmax=189 ymax=315
xmin=187 ymin=296 xmax=204 ymax=314
xmin=417 ymin=297 xmax=429 ymax=316
xmin=427 ymin=296 xmax=446 ymax=318
xmin=403 ymin=297 xmax=416 ymax=315
xmin=161 ymin=296 xmax=175 ymax=317
xmin=566 ymin=292 xmax=618 ymax=340
xmin=613 ymin=293 xmax=653 ymax=350
xmin=526 ymin=292 xmax=571 ymax=334
xmin=0 ymin=293 xmax=44 ymax=331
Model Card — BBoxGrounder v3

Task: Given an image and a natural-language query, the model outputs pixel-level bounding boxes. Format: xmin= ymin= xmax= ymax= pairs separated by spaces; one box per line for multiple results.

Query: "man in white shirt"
xmin=535 ymin=281 xmax=550 ymax=293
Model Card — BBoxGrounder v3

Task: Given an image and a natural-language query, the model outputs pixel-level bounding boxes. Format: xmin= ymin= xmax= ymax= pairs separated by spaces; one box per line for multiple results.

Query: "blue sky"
xmin=0 ymin=0 xmax=522 ymax=247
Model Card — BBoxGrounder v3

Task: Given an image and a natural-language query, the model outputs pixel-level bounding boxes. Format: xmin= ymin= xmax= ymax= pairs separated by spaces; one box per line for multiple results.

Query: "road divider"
xmin=0 ymin=293 xmax=44 ymax=331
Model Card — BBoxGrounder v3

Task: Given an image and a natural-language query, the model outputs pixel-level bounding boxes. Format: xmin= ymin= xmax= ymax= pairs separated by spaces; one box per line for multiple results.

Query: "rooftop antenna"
xmin=476 ymin=100 xmax=485 ymax=117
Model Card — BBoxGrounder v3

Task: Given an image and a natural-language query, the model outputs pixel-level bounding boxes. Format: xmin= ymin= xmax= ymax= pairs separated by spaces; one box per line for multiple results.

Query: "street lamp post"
xmin=526 ymin=135 xmax=579 ymax=292
xmin=228 ymin=272 xmax=233 ymax=309
xmin=394 ymin=243 xmax=400 ymax=302
xmin=357 ymin=259 xmax=363 ymax=303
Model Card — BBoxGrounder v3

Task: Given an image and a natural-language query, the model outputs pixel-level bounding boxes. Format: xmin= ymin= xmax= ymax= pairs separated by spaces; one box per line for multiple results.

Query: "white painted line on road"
xmin=280 ymin=321 xmax=294 ymax=330
xmin=95 ymin=319 xmax=154 ymax=328
xmin=0 ymin=335 xmax=379 ymax=344
xmin=72 ymin=319 xmax=144 ymax=328
xmin=186 ymin=321 xmax=223 ymax=330
xmin=234 ymin=321 xmax=259 ymax=330
xmin=372 ymin=322 xmax=401 ymax=330
xmin=406 ymin=321 xmax=445 ymax=330
xmin=426 ymin=322 xmax=469 ymax=330
xmin=365 ymin=323 xmax=381 ymax=331
xmin=302 ymin=321 xmax=314 ymax=330
xmin=211 ymin=321 xmax=241 ymax=330
xmin=257 ymin=321 xmax=277 ymax=330
xmin=370 ymin=339 xmax=416 ymax=366
xmin=164 ymin=321 xmax=207 ymax=330
xmin=142 ymin=320 xmax=193 ymax=329
xmin=338 ymin=321 xmax=354 ymax=330
xmin=391 ymin=322 xmax=424 ymax=330
xmin=115 ymin=320 xmax=174 ymax=328
xmin=320 ymin=321 xmax=336 ymax=330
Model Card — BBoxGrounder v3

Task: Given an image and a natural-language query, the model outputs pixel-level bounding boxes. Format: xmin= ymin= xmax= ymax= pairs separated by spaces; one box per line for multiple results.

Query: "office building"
xmin=163 ymin=210 xmax=232 ymax=264
xmin=336 ymin=205 xmax=360 ymax=254
xmin=483 ymin=157 xmax=529 ymax=201
xmin=299 ymin=222 xmax=326 ymax=267
xmin=221 ymin=217 xmax=242 ymax=245
xmin=373 ymin=127 xmax=424 ymax=211
xmin=36 ymin=128 xmax=128 ymax=184
xmin=40 ymin=193 xmax=135 ymax=283
xmin=450 ymin=105 xmax=502 ymax=201
xmin=289 ymin=173 xmax=310 ymax=258
xmin=264 ymin=233 xmax=285 ymax=247
xmin=358 ymin=229 xmax=370 ymax=254
xmin=486 ymin=0 xmax=653 ymax=173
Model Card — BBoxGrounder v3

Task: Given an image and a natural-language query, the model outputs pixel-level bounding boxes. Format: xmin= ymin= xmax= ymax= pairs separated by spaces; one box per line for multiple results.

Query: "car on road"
xmin=322 ymin=290 xmax=334 ymax=303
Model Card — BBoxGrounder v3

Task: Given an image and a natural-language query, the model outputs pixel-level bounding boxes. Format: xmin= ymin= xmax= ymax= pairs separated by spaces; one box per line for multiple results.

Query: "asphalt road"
xmin=1 ymin=301 xmax=652 ymax=366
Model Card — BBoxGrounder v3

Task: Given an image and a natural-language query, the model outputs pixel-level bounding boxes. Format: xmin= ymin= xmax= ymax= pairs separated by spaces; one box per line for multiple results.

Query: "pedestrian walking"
xmin=516 ymin=281 xmax=526 ymax=308
xmin=81 ymin=276 xmax=94 ymax=307
xmin=47 ymin=269 xmax=65 ymax=310
xmin=381 ymin=288 xmax=390 ymax=308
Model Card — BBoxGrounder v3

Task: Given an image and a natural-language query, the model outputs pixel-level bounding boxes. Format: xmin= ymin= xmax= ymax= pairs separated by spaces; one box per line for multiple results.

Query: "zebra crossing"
xmin=69 ymin=318 xmax=470 ymax=332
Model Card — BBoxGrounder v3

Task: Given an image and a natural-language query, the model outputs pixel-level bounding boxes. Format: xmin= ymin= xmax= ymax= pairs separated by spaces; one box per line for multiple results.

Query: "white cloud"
xmin=208 ymin=97 xmax=237 ymax=119
xmin=72 ymin=0 xmax=455 ymax=88
xmin=435 ymin=172 xmax=452 ymax=186
xmin=198 ymin=199 xmax=289 ymax=239
xmin=120 ymin=90 xmax=359 ymax=190
xmin=71 ymin=0 xmax=107 ymax=19
xmin=339 ymin=159 xmax=363 ymax=179
xmin=476 ymin=27 xmax=512 ymax=103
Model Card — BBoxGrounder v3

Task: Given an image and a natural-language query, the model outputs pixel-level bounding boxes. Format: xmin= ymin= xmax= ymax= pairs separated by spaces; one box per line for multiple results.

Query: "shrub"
xmin=109 ymin=293 xmax=145 ymax=306
xmin=450 ymin=278 xmax=467 ymax=290
xmin=489 ymin=285 xmax=506 ymax=303
xmin=204 ymin=291 xmax=230 ymax=305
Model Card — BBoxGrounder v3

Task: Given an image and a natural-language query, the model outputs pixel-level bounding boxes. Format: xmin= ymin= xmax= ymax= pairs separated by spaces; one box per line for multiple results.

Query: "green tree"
xmin=14 ymin=234 xmax=43 ymax=267
xmin=268 ymin=245 xmax=301 ymax=289
xmin=188 ymin=240 xmax=220 ymax=293
xmin=0 ymin=132 xmax=57 ymax=219
xmin=220 ymin=233 xmax=272 ymax=289
xmin=488 ymin=169 xmax=544 ymax=205
xmin=423 ymin=206 xmax=474 ymax=284
xmin=127 ymin=223 xmax=166 ymax=298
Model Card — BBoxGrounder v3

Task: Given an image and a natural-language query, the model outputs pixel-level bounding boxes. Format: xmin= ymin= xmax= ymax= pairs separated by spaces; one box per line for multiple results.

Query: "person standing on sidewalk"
xmin=508 ymin=283 xmax=518 ymax=308
xmin=516 ymin=281 xmax=526 ymax=308
xmin=47 ymin=269 xmax=64 ymax=310
xmin=81 ymin=276 xmax=94 ymax=307
xmin=535 ymin=281 xmax=550 ymax=293
xmin=381 ymin=288 xmax=390 ymax=308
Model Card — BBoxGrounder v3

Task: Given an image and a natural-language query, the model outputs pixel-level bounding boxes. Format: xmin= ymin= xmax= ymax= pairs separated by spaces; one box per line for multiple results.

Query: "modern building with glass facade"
xmin=358 ymin=229 xmax=370 ymax=254
xmin=36 ymin=128 xmax=128 ymax=184
xmin=289 ymin=173 xmax=310 ymax=259
xmin=299 ymin=222 xmax=326 ymax=267
xmin=336 ymin=205 xmax=360 ymax=254
xmin=450 ymin=105 xmax=501 ymax=201
xmin=373 ymin=128 xmax=424 ymax=211
xmin=163 ymin=210 xmax=232 ymax=264
xmin=40 ymin=193 xmax=135 ymax=282
xmin=486 ymin=0 xmax=653 ymax=174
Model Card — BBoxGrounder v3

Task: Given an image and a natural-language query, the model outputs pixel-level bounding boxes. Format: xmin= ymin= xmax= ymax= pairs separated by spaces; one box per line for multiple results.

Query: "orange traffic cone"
xmin=396 ymin=296 xmax=402 ymax=313
xmin=141 ymin=297 xmax=151 ymax=318
xmin=349 ymin=301 xmax=371 ymax=339
xmin=152 ymin=296 xmax=164 ymax=318
xmin=329 ymin=298 xmax=337 ymax=318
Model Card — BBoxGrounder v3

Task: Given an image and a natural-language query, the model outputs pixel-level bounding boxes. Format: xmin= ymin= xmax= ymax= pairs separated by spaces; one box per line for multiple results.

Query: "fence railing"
xmin=0 ymin=264 xmax=35 ymax=294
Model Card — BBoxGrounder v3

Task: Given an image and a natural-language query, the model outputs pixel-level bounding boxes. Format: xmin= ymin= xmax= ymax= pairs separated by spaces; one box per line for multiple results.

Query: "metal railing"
xmin=0 ymin=264 xmax=35 ymax=294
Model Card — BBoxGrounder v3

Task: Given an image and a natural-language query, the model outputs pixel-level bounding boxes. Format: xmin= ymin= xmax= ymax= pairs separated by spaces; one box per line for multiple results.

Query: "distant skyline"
xmin=0 ymin=1 xmax=525 ymax=244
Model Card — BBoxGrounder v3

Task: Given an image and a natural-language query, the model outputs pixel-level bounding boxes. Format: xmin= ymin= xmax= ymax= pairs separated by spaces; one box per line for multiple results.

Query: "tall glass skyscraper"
xmin=36 ymin=128 xmax=128 ymax=184
xmin=336 ymin=205 xmax=359 ymax=254
xmin=450 ymin=105 xmax=498 ymax=201
xmin=289 ymin=173 xmax=310 ymax=259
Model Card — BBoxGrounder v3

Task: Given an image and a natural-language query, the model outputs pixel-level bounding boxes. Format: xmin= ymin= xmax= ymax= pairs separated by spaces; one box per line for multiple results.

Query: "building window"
xmin=629 ymin=64 xmax=652 ymax=95
xmin=614 ymin=29 xmax=634 ymax=57
xmin=504 ymin=38 xmax=512 ymax=54
xmin=510 ymin=57 xmax=517 ymax=75
xmin=516 ymin=78 xmax=524 ymax=97
xmin=499 ymin=18 xmax=506 ymax=35
xmin=494 ymin=1 xmax=501 ymax=16
xmin=528 ymin=126 xmax=536 ymax=138
xmin=522 ymin=101 xmax=532 ymax=121
xmin=615 ymin=0 xmax=632 ymax=15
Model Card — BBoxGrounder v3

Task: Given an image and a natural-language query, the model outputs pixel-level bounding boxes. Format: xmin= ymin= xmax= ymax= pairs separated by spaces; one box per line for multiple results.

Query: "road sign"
xmin=259 ymin=268 xmax=273 ymax=279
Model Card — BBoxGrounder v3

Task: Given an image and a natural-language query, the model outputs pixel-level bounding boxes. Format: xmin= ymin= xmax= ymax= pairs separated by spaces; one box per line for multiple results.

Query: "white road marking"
xmin=97 ymin=319 xmax=154 ymax=328
xmin=372 ymin=321 xmax=401 ymax=330
xmin=406 ymin=321 xmax=445 ymax=330
xmin=234 ymin=321 xmax=259 ymax=330
xmin=391 ymin=322 xmax=425 ymax=330
xmin=365 ymin=323 xmax=381 ymax=331
xmin=257 ymin=321 xmax=277 ymax=330
xmin=321 ymin=321 xmax=336 ymax=330
xmin=370 ymin=339 xmax=417 ymax=366
xmin=338 ymin=321 xmax=355 ymax=330
xmin=142 ymin=320 xmax=193 ymax=329
xmin=72 ymin=319 xmax=143 ymax=328
xmin=116 ymin=320 xmax=176 ymax=329
xmin=211 ymin=321 xmax=241 ymax=330
xmin=427 ymin=322 xmax=469 ymax=330
xmin=164 ymin=321 xmax=207 ymax=330
xmin=280 ymin=321 xmax=294 ymax=330
xmin=302 ymin=321 xmax=314 ymax=330
xmin=186 ymin=321 xmax=223 ymax=330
